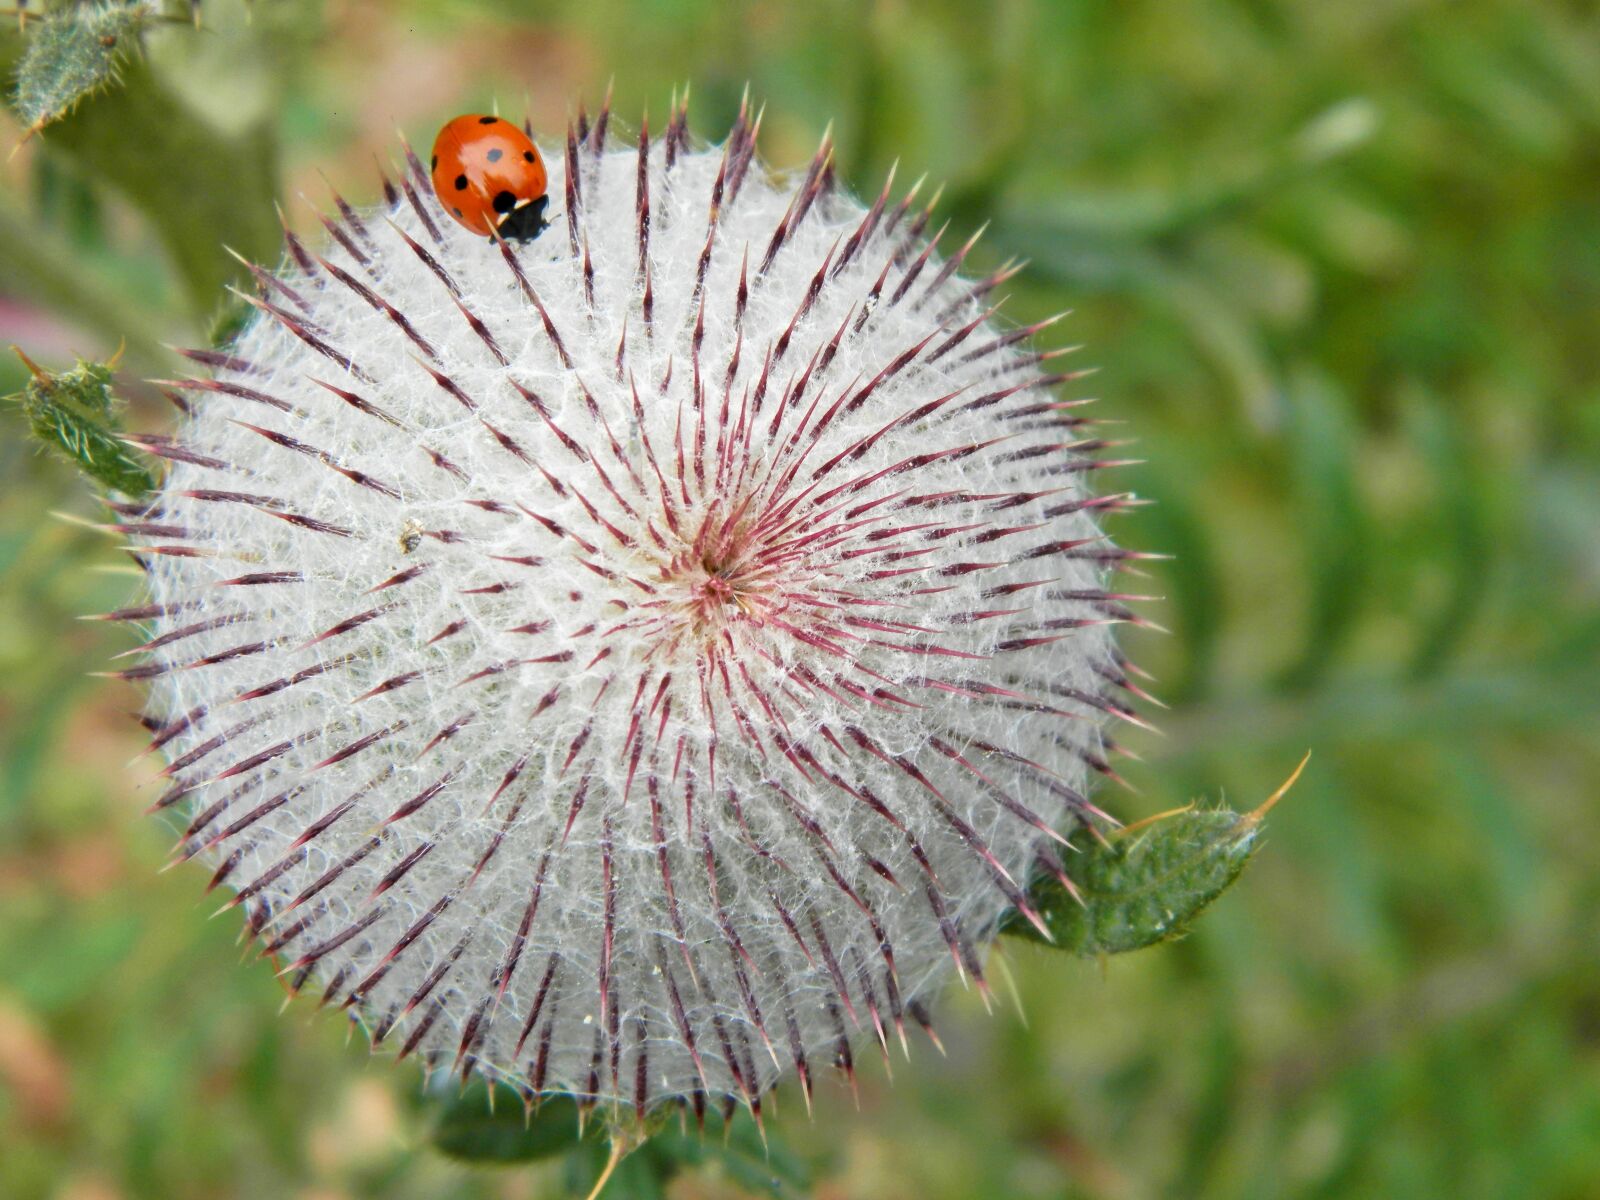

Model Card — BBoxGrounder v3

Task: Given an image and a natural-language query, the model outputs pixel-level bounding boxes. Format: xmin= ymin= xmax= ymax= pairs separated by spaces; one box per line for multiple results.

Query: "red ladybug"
xmin=430 ymin=114 xmax=550 ymax=241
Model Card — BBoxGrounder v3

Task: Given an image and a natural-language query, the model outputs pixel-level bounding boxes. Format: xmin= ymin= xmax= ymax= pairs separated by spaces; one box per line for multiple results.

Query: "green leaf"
xmin=425 ymin=1083 xmax=597 ymax=1165
xmin=418 ymin=1073 xmax=815 ymax=1196
xmin=1154 ymin=265 xmax=1279 ymax=429
xmin=1403 ymin=388 xmax=1493 ymax=679
xmin=7 ymin=905 xmax=143 ymax=1012
xmin=649 ymin=1109 xmax=813 ymax=1198
xmin=598 ymin=1152 xmax=671 ymax=1200
xmin=11 ymin=1 xmax=156 ymax=133
xmin=995 ymin=99 xmax=1377 ymax=252
xmin=6 ymin=348 xmax=157 ymax=496
xmin=993 ymin=222 xmax=1281 ymax=428
xmin=1007 ymin=755 xmax=1308 ymax=955
xmin=1277 ymin=369 xmax=1369 ymax=692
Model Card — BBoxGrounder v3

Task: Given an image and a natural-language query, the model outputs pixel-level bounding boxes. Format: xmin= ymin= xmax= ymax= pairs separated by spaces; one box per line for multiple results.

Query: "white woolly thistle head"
xmin=114 ymin=94 xmax=1148 ymax=1120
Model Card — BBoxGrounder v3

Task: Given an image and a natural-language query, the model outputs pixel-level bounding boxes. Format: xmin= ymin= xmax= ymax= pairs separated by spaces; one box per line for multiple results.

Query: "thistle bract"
xmin=119 ymin=97 xmax=1143 ymax=1116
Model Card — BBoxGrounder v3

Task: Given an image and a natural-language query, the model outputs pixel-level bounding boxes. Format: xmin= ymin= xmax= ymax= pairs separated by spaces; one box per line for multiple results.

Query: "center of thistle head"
xmin=693 ymin=566 xmax=737 ymax=605
xmin=681 ymin=550 xmax=761 ymax=626
xmin=651 ymin=525 xmax=786 ymax=637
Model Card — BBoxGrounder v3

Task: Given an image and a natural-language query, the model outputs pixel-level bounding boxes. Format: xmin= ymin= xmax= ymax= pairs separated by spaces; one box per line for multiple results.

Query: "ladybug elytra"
xmin=429 ymin=114 xmax=550 ymax=241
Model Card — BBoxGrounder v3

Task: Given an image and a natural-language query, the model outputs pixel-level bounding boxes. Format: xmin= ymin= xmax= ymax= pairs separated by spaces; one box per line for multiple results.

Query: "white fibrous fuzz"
xmin=120 ymin=102 xmax=1144 ymax=1116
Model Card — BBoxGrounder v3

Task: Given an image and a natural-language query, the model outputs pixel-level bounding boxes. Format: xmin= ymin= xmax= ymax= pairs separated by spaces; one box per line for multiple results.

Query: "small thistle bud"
xmin=120 ymin=101 xmax=1142 ymax=1115
xmin=12 ymin=1 xmax=160 ymax=135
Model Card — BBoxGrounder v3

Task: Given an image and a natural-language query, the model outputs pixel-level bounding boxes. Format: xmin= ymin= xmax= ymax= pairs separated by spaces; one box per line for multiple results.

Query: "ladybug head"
xmin=494 ymin=194 xmax=551 ymax=243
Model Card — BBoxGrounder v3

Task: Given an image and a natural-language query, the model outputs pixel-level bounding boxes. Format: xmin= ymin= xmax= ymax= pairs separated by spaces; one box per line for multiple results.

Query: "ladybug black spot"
xmin=524 ymin=151 xmax=536 ymax=163
xmin=478 ymin=115 xmax=498 ymax=125
xmin=452 ymin=207 xmax=463 ymax=218
xmin=486 ymin=148 xmax=503 ymax=163
xmin=430 ymin=154 xmax=437 ymax=169
xmin=454 ymin=174 xmax=469 ymax=191
xmin=492 ymin=190 xmax=518 ymax=214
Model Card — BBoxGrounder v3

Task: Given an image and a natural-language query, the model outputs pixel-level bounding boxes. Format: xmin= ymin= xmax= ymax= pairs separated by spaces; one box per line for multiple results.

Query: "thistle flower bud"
xmin=119 ymin=98 xmax=1143 ymax=1117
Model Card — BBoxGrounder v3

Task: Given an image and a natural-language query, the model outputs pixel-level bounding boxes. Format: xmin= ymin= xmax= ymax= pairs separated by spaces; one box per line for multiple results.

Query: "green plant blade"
xmin=1008 ymin=756 xmax=1307 ymax=955
xmin=424 ymin=1083 xmax=598 ymax=1165
xmin=1276 ymin=368 xmax=1369 ymax=692
xmin=1403 ymin=387 xmax=1494 ymax=679
xmin=12 ymin=1 xmax=154 ymax=133
xmin=648 ymin=1109 xmax=813 ymax=1198
xmin=7 ymin=349 xmax=156 ymax=496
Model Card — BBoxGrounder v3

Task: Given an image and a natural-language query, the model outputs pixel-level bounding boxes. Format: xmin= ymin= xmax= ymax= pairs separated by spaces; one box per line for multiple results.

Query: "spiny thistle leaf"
xmin=429 ymin=1079 xmax=811 ymax=1197
xmin=648 ymin=1111 xmax=813 ymax=1198
xmin=1008 ymin=754 xmax=1309 ymax=955
xmin=12 ymin=2 xmax=157 ymax=134
xmin=7 ymin=347 xmax=157 ymax=495
xmin=559 ymin=1109 xmax=812 ymax=1200
xmin=425 ymin=1082 xmax=598 ymax=1165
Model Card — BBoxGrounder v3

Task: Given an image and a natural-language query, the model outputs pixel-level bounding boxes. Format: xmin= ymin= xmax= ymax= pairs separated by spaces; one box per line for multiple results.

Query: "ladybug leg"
xmin=495 ymin=195 xmax=551 ymax=243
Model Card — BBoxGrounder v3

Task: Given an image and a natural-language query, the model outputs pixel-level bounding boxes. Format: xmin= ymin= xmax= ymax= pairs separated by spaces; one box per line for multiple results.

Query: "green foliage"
xmin=11 ymin=1 xmax=157 ymax=133
xmin=425 ymin=1086 xmax=597 ymax=1165
xmin=1012 ymin=811 xmax=1261 ymax=957
xmin=557 ymin=1110 xmax=812 ymax=1200
xmin=426 ymin=1079 xmax=814 ymax=1197
xmin=1277 ymin=370 xmax=1369 ymax=691
xmin=6 ymin=348 xmax=156 ymax=494
xmin=1402 ymin=388 xmax=1494 ymax=679
xmin=645 ymin=1112 xmax=812 ymax=1198
xmin=1007 ymin=758 xmax=1303 ymax=955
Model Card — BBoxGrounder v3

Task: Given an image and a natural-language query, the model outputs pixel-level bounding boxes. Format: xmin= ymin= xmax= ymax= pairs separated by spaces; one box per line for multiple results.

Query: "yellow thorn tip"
xmin=1245 ymin=750 xmax=1311 ymax=825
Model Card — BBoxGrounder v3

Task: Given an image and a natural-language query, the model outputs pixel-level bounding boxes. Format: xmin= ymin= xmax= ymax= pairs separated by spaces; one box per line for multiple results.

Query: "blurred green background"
xmin=2 ymin=1 xmax=1598 ymax=1197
